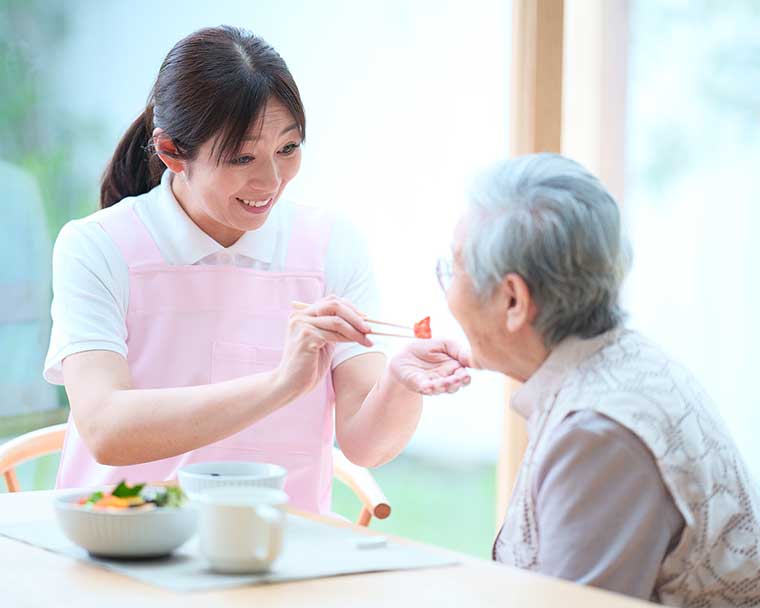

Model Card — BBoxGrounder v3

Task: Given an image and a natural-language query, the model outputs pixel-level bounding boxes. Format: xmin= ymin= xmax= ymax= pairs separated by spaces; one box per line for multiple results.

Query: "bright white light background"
xmin=625 ymin=1 xmax=760 ymax=478
xmin=55 ymin=0 xmax=512 ymax=463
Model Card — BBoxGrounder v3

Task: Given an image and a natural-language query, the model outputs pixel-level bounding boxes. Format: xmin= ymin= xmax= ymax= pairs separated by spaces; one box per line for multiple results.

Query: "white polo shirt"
xmin=44 ymin=171 xmax=383 ymax=384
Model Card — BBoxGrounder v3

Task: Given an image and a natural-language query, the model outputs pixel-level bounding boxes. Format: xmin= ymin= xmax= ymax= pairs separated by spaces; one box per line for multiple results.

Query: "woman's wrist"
xmin=266 ymin=367 xmax=303 ymax=406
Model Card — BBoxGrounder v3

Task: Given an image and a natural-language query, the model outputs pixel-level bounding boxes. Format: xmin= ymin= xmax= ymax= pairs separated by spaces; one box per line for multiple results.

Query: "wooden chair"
xmin=0 ymin=423 xmax=391 ymax=526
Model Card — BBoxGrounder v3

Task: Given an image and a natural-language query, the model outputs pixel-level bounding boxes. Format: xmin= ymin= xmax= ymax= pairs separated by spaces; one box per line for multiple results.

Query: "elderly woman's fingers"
xmin=431 ymin=339 xmax=475 ymax=368
xmin=434 ymin=359 xmax=465 ymax=378
xmin=437 ymin=362 xmax=471 ymax=383
xmin=419 ymin=371 xmax=471 ymax=395
xmin=431 ymin=381 xmax=463 ymax=395
xmin=457 ymin=349 xmax=476 ymax=369
xmin=452 ymin=367 xmax=472 ymax=384
xmin=414 ymin=360 xmax=473 ymax=395
xmin=418 ymin=375 xmax=450 ymax=395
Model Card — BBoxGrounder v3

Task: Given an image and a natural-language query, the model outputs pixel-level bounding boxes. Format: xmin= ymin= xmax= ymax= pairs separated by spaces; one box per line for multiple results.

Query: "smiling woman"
xmin=161 ymin=100 xmax=303 ymax=246
xmin=100 ymin=27 xmax=305 ymax=215
xmin=44 ymin=25 xmax=473 ymax=515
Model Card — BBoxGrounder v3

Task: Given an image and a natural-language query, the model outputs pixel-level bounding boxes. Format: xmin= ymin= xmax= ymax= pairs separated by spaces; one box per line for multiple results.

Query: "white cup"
xmin=195 ymin=486 xmax=288 ymax=573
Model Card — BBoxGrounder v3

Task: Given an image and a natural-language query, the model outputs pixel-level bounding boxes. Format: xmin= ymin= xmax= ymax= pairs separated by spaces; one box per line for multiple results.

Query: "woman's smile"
xmin=236 ymin=196 xmax=273 ymax=214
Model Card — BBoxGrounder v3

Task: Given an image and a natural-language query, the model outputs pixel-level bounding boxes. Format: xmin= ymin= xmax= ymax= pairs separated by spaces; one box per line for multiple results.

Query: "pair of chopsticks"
xmin=290 ymin=301 xmax=415 ymax=338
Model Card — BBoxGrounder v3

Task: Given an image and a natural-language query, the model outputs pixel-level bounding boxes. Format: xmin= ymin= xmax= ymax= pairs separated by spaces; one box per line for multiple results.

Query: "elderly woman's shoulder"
xmin=591 ymin=329 xmax=692 ymax=376
xmin=569 ymin=328 xmax=714 ymax=407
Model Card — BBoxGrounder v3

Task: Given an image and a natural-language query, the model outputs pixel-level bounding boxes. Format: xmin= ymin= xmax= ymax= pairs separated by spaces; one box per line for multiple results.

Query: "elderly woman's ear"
xmin=500 ymin=272 xmax=536 ymax=334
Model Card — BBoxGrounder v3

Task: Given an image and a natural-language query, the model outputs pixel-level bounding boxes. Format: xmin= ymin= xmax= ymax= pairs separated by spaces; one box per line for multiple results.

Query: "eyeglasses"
xmin=436 ymin=256 xmax=453 ymax=293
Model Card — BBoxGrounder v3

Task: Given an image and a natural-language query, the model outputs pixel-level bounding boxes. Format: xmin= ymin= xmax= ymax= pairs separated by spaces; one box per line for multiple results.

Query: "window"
xmin=625 ymin=0 xmax=760 ymax=477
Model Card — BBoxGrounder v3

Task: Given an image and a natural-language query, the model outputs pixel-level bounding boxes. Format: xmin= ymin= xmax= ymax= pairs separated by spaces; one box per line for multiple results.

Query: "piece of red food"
xmin=414 ymin=317 xmax=432 ymax=339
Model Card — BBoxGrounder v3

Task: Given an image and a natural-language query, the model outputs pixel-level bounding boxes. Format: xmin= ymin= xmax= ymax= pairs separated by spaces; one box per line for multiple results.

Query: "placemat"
xmin=0 ymin=514 xmax=459 ymax=592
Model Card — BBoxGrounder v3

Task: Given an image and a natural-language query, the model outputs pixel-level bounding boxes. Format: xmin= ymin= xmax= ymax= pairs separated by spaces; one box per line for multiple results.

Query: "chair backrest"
xmin=0 ymin=423 xmax=391 ymax=526
xmin=0 ymin=423 xmax=66 ymax=492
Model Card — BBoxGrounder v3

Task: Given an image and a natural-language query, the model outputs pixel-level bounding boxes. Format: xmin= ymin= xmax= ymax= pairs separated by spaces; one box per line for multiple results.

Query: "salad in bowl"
xmin=55 ymin=481 xmax=197 ymax=558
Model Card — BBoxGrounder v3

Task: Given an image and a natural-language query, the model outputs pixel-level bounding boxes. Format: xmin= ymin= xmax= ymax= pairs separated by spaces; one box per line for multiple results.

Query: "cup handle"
xmin=253 ymin=505 xmax=284 ymax=563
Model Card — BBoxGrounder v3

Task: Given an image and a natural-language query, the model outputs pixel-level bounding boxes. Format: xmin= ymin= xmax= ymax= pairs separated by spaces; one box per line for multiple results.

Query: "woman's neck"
xmin=170 ymin=174 xmax=243 ymax=247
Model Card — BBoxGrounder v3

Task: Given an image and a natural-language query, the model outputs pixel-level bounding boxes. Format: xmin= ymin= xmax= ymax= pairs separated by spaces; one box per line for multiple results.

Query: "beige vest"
xmin=495 ymin=329 xmax=760 ymax=606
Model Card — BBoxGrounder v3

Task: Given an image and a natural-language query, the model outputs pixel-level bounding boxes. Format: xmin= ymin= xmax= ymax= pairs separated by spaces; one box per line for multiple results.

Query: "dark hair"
xmin=100 ymin=26 xmax=305 ymax=208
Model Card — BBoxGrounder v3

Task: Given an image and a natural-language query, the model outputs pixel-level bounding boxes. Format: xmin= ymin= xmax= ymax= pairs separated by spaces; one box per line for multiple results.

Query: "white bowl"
xmin=177 ymin=461 xmax=288 ymax=500
xmin=54 ymin=491 xmax=198 ymax=558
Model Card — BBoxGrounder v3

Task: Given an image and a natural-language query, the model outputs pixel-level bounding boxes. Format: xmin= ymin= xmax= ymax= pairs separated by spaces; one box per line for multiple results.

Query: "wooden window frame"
xmin=498 ymin=0 xmax=630 ymax=523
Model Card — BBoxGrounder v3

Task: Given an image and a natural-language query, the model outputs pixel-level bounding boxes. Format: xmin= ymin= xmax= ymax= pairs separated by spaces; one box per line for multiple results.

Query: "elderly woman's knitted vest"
xmin=494 ymin=329 xmax=760 ymax=606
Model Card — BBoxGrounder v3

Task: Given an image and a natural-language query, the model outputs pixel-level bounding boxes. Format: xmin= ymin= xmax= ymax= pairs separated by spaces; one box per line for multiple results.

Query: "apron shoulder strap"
xmin=98 ymin=203 xmax=165 ymax=267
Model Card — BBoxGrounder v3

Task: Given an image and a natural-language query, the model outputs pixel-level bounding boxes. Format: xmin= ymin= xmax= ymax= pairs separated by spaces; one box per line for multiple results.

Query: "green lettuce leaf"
xmin=111 ymin=481 xmax=145 ymax=498
xmin=85 ymin=491 xmax=103 ymax=505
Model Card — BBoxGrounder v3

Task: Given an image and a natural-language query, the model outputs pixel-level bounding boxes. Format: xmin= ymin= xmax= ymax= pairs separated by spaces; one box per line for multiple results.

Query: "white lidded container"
xmin=177 ymin=461 xmax=287 ymax=500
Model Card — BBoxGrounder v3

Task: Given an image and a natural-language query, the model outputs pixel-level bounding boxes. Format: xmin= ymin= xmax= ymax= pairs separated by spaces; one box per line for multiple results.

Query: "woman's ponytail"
xmin=99 ymin=104 xmax=164 ymax=208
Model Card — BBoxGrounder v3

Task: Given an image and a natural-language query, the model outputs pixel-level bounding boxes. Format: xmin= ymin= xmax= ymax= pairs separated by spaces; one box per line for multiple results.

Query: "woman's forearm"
xmin=97 ymin=373 xmax=295 ymax=465
xmin=338 ymin=368 xmax=423 ymax=468
xmin=65 ymin=351 xmax=300 ymax=466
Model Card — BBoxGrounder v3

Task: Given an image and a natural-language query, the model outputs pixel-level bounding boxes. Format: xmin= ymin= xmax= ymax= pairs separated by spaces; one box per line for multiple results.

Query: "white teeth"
xmin=239 ymin=198 xmax=270 ymax=208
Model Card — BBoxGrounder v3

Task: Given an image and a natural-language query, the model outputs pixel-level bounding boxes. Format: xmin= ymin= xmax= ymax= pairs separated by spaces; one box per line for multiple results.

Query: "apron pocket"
xmin=208 ymin=340 xmax=324 ymax=455
xmin=210 ymin=340 xmax=282 ymax=383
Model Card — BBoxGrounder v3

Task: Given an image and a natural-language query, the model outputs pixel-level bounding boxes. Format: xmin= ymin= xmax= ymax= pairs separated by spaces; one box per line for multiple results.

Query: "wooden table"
xmin=0 ymin=490 xmax=652 ymax=607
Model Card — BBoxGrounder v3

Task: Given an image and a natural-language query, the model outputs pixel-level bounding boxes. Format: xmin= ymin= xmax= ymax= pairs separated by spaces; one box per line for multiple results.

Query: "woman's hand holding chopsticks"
xmin=277 ymin=296 xmax=374 ymax=398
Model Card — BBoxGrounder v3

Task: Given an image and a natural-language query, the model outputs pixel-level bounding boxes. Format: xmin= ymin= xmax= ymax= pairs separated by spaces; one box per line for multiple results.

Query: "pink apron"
xmin=56 ymin=203 xmax=335 ymax=514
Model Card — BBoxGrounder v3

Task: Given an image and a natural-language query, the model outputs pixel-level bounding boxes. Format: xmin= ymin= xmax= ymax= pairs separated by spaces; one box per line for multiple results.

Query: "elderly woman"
xmin=442 ymin=154 xmax=760 ymax=605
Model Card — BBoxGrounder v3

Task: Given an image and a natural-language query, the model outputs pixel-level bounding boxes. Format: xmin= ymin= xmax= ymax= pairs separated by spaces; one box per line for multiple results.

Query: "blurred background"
xmin=1 ymin=0 xmax=758 ymax=558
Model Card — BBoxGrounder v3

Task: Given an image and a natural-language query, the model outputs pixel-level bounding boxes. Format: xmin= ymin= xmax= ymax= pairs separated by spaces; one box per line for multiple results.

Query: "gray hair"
xmin=463 ymin=153 xmax=632 ymax=347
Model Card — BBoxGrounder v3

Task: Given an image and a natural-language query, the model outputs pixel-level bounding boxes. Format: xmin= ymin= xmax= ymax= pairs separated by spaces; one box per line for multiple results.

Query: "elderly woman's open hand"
xmin=389 ymin=339 xmax=473 ymax=395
